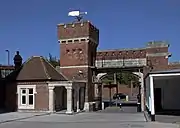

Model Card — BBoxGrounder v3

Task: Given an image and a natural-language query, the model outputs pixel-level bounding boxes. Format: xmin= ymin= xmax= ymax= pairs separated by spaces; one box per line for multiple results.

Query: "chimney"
xmin=13 ymin=51 xmax=22 ymax=70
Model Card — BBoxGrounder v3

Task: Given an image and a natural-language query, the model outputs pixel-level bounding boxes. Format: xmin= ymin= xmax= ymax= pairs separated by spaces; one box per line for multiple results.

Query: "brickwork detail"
xmin=58 ymin=21 xmax=99 ymax=102
xmin=96 ymin=41 xmax=171 ymax=70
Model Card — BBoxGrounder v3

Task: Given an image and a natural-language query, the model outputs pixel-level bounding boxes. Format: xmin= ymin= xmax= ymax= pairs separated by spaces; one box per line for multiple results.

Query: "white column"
xmin=150 ymin=76 xmax=155 ymax=115
xmin=48 ymin=86 xmax=55 ymax=112
xmin=140 ymin=73 xmax=145 ymax=111
xmin=76 ymin=87 xmax=80 ymax=112
xmin=94 ymin=84 xmax=98 ymax=97
xmin=66 ymin=86 xmax=73 ymax=114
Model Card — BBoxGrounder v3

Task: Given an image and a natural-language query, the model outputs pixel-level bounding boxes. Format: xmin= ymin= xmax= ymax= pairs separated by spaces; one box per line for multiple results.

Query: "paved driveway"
xmin=0 ymin=112 xmax=179 ymax=128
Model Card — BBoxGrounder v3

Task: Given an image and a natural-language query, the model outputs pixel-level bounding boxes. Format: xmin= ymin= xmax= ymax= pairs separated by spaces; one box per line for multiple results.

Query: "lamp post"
xmin=5 ymin=50 xmax=10 ymax=65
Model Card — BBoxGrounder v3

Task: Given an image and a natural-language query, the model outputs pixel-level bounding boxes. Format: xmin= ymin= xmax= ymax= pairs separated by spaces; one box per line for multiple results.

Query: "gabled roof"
xmin=15 ymin=56 xmax=67 ymax=81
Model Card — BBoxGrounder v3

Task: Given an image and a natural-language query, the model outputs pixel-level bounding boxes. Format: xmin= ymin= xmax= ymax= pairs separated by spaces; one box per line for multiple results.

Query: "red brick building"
xmin=1 ymin=20 xmax=180 ymax=113
xmin=4 ymin=55 xmax=86 ymax=113
xmin=57 ymin=20 xmax=180 ymax=111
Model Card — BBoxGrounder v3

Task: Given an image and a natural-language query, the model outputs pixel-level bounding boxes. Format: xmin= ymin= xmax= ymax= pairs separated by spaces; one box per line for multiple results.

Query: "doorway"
xmin=154 ymin=88 xmax=162 ymax=112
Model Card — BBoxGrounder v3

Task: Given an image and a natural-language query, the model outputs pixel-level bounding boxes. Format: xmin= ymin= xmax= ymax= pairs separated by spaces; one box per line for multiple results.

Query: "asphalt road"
xmin=0 ymin=111 xmax=179 ymax=128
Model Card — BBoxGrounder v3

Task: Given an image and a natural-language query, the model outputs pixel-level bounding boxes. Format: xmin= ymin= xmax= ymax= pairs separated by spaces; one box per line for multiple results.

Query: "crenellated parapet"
xmin=57 ymin=20 xmax=99 ymax=45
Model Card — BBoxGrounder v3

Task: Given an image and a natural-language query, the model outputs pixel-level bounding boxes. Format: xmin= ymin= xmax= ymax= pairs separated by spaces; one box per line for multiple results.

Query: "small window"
xmin=72 ymin=49 xmax=75 ymax=53
xmin=74 ymin=39 xmax=79 ymax=42
xmin=22 ymin=89 xmax=26 ymax=94
xmin=81 ymin=39 xmax=86 ymax=41
xmin=22 ymin=96 xmax=26 ymax=105
xmin=61 ymin=41 xmax=66 ymax=43
xmin=68 ymin=40 xmax=72 ymax=42
xmin=66 ymin=49 xmax=70 ymax=54
xmin=29 ymin=89 xmax=33 ymax=94
xmin=78 ymin=48 xmax=83 ymax=53
xmin=29 ymin=95 xmax=33 ymax=105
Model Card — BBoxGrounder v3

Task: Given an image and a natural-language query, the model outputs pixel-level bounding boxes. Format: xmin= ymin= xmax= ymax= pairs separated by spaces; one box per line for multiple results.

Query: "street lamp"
xmin=5 ymin=50 xmax=10 ymax=65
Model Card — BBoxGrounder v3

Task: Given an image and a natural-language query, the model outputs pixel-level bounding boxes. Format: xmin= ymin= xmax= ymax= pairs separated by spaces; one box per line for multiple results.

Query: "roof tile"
xmin=16 ymin=56 xmax=67 ymax=81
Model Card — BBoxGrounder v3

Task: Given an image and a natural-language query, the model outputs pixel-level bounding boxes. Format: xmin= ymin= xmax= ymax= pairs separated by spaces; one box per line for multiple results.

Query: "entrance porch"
xmin=48 ymin=81 xmax=86 ymax=114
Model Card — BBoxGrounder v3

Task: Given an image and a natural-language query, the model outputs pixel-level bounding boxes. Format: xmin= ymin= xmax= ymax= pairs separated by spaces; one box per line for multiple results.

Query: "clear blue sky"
xmin=0 ymin=0 xmax=180 ymax=65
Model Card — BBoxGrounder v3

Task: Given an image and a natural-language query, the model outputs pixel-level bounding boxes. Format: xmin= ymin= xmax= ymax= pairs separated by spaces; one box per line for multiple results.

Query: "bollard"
xmin=126 ymin=95 xmax=129 ymax=101
xmin=102 ymin=102 xmax=104 ymax=110
xmin=137 ymin=102 xmax=141 ymax=112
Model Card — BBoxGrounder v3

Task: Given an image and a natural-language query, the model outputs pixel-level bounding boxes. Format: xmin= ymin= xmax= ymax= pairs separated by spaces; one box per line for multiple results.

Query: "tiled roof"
xmin=0 ymin=65 xmax=14 ymax=70
xmin=15 ymin=56 xmax=67 ymax=81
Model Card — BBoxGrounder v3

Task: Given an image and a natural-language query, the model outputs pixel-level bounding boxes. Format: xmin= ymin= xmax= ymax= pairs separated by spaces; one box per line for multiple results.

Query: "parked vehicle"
xmin=113 ymin=93 xmax=127 ymax=100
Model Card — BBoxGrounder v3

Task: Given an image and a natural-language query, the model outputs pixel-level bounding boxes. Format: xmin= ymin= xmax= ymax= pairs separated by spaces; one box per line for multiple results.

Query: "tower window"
xmin=72 ymin=49 xmax=76 ymax=53
xmin=81 ymin=39 xmax=86 ymax=41
xmin=61 ymin=41 xmax=66 ymax=43
xmin=78 ymin=48 xmax=82 ymax=53
xmin=66 ymin=49 xmax=70 ymax=54
xmin=68 ymin=40 xmax=72 ymax=43
xmin=74 ymin=39 xmax=79 ymax=42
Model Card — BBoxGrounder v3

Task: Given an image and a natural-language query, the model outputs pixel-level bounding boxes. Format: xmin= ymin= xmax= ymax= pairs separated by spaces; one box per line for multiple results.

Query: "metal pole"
xmin=5 ymin=50 xmax=10 ymax=65
xmin=114 ymin=73 xmax=117 ymax=84
xmin=122 ymin=56 xmax=125 ymax=67
xmin=109 ymin=87 xmax=112 ymax=106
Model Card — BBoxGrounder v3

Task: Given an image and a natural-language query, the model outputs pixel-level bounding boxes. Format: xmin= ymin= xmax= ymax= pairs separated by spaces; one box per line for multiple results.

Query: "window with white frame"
xmin=18 ymin=85 xmax=36 ymax=109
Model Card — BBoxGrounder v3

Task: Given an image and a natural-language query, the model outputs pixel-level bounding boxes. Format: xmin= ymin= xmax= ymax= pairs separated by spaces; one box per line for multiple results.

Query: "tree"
xmin=102 ymin=72 xmax=140 ymax=88
xmin=46 ymin=53 xmax=60 ymax=68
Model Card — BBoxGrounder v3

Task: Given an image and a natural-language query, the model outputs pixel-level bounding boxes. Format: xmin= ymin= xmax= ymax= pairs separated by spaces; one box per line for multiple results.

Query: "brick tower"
xmin=57 ymin=20 xmax=99 ymax=107
xmin=146 ymin=41 xmax=171 ymax=70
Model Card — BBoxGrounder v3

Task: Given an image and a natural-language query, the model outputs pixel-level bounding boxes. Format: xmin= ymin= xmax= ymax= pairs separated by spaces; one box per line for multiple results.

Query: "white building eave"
xmin=149 ymin=72 xmax=180 ymax=77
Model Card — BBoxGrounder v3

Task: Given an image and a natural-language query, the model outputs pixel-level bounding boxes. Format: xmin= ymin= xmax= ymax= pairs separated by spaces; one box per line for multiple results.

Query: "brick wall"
xmin=58 ymin=21 xmax=99 ymax=102
xmin=96 ymin=42 xmax=170 ymax=71
xmin=35 ymin=83 xmax=49 ymax=111
xmin=102 ymin=84 xmax=139 ymax=100
xmin=57 ymin=21 xmax=99 ymax=42
xmin=5 ymin=82 xmax=17 ymax=111
xmin=5 ymin=82 xmax=50 ymax=112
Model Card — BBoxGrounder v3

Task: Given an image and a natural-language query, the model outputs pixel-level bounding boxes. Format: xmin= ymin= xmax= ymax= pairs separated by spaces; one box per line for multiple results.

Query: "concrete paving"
xmin=0 ymin=112 xmax=49 ymax=123
xmin=156 ymin=114 xmax=180 ymax=123
xmin=0 ymin=112 xmax=179 ymax=128
xmin=99 ymin=106 xmax=138 ymax=113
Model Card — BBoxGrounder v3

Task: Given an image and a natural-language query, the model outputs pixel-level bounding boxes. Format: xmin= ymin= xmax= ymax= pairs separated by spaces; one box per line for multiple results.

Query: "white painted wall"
xmin=154 ymin=77 xmax=180 ymax=110
xmin=145 ymin=76 xmax=150 ymax=111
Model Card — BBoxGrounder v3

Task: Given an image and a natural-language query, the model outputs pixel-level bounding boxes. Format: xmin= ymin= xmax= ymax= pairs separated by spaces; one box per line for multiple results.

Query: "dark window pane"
xmin=29 ymin=89 xmax=33 ymax=94
xmin=1 ymin=70 xmax=5 ymax=78
xmin=22 ymin=96 xmax=26 ymax=104
xmin=29 ymin=95 xmax=33 ymax=105
xmin=22 ymin=89 xmax=26 ymax=94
